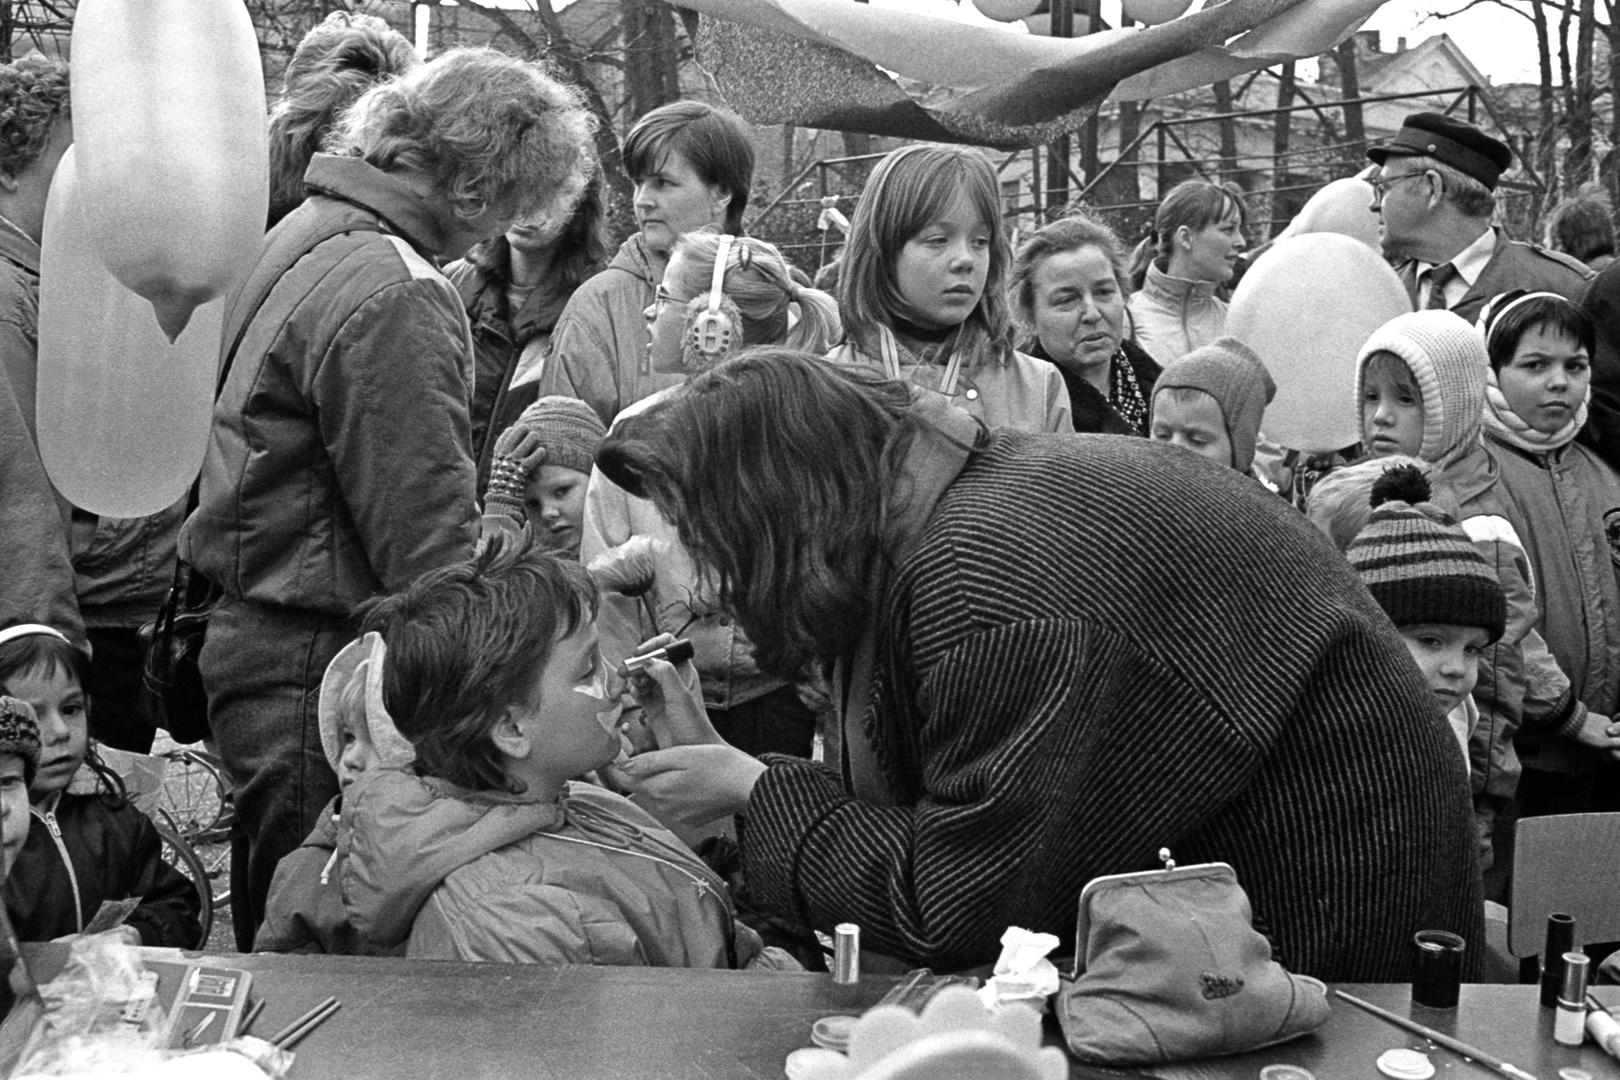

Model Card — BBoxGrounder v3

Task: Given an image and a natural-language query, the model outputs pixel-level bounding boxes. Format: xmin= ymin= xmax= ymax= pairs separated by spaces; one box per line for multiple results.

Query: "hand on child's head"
xmin=493 ymin=426 xmax=548 ymax=473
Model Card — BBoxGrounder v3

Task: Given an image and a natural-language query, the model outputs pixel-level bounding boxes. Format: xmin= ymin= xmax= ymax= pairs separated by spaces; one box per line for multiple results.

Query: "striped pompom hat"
xmin=1346 ymin=464 xmax=1506 ymax=642
xmin=0 ymin=696 xmax=40 ymax=786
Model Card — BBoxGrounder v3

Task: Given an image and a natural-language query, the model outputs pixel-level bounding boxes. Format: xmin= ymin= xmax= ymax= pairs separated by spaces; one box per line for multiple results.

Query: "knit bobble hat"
xmin=0 ymin=696 xmax=41 ymax=787
xmin=1153 ymin=337 xmax=1277 ymax=472
xmin=1346 ymin=464 xmax=1507 ymax=642
xmin=1355 ymin=310 xmax=1488 ymax=468
xmin=514 ymin=396 xmax=607 ymax=475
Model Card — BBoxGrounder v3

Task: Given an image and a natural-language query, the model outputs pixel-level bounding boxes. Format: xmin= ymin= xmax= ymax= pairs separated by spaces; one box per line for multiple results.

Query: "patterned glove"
xmin=482 ymin=424 xmax=547 ymax=524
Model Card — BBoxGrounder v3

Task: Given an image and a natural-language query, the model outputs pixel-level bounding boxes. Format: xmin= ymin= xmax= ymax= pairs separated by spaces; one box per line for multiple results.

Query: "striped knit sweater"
xmin=744 ymin=431 xmax=1483 ymax=980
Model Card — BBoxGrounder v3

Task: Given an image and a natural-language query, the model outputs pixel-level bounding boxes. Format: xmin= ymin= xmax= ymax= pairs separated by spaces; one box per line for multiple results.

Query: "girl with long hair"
xmin=1127 ymin=179 xmax=1248 ymax=366
xmin=832 ymin=144 xmax=1071 ymax=433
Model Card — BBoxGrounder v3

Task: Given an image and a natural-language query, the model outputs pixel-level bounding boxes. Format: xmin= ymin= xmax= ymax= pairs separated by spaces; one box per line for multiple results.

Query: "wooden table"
xmin=19 ymin=947 xmax=1620 ymax=1080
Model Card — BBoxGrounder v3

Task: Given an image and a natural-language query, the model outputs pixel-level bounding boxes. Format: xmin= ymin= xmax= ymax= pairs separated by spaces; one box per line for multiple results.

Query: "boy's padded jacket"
xmin=343 ymin=769 xmax=758 ymax=967
xmin=533 ymin=235 xmax=683 ymax=426
xmin=179 ymin=154 xmax=479 ymax=615
xmin=3 ymin=785 xmax=201 ymax=948
xmin=1486 ymin=435 xmax=1620 ymax=777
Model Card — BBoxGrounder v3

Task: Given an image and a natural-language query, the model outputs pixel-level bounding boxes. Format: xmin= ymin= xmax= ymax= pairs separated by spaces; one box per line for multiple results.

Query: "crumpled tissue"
xmin=978 ymin=927 xmax=1061 ymax=1010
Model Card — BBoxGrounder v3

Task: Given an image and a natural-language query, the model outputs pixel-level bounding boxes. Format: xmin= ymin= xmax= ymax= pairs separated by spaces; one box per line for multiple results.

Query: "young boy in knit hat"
xmin=1149 ymin=336 xmax=1276 ymax=481
xmin=1347 ymin=464 xmax=1507 ymax=768
xmin=1355 ymin=309 xmax=1555 ymax=877
xmin=481 ymin=396 xmax=607 ymax=560
xmin=0 ymin=697 xmax=39 ymax=880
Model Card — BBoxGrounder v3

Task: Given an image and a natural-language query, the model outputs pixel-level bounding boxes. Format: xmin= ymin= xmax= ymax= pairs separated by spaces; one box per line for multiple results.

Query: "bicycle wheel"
xmin=153 ymin=819 xmax=215 ymax=950
xmin=157 ymin=747 xmax=233 ymax=844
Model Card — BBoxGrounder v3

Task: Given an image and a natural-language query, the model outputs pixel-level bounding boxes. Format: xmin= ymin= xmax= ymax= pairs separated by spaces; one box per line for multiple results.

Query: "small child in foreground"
xmin=340 ymin=532 xmax=785 ymax=968
xmin=481 ymin=395 xmax=606 ymax=560
xmin=0 ymin=624 xmax=200 ymax=946
xmin=1149 ymin=336 xmax=1276 ymax=483
xmin=255 ymin=631 xmax=413 ymax=954
xmin=1346 ymin=465 xmax=1507 ymax=768
xmin=0 ymin=697 xmax=40 ymax=881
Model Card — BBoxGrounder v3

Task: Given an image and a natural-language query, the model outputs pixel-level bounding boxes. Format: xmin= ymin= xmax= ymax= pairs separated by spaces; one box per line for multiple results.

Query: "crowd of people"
xmin=2 ymin=12 xmax=1619 ymax=990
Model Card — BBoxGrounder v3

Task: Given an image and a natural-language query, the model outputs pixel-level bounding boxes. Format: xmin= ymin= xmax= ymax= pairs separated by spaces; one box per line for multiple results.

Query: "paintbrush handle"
xmin=1334 ymin=990 xmax=1536 ymax=1080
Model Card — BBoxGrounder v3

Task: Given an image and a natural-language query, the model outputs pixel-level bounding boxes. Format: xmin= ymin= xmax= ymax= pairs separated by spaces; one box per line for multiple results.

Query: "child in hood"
xmin=1355 ymin=309 xmax=1562 ymax=874
xmin=1149 ymin=336 xmax=1276 ymax=484
xmin=482 ymin=396 xmax=605 ymax=561
xmin=340 ymin=532 xmax=784 ymax=968
xmin=255 ymin=631 xmax=413 ymax=954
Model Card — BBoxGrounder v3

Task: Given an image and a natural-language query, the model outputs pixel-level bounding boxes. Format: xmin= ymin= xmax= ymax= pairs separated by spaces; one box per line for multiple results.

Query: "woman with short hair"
xmin=179 ymin=47 xmax=595 ymax=950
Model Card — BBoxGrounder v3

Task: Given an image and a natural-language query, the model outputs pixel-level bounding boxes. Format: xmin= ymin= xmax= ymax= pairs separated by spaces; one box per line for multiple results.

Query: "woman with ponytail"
xmin=1127 ymin=180 xmax=1248 ymax=366
xmin=1477 ymin=290 xmax=1620 ymax=825
xmin=579 ymin=232 xmax=840 ymax=760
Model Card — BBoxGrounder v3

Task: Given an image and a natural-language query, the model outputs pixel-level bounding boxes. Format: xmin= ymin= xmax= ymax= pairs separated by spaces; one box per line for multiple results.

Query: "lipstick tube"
xmin=1541 ymin=912 xmax=1576 ymax=1007
xmin=1555 ymin=952 xmax=1591 ymax=1046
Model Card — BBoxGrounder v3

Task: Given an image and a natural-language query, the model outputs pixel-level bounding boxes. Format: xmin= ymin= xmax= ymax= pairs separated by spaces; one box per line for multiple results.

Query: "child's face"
xmin=6 ymin=664 xmax=86 ymax=799
xmin=893 ymin=191 xmax=991 ymax=331
xmin=336 ymin=711 xmax=376 ymax=793
xmin=525 ymin=465 xmax=590 ymax=552
xmin=0 ymin=754 xmax=28 ymax=877
xmin=1398 ymin=623 xmax=1488 ymax=717
xmin=1151 ymin=389 xmax=1234 ymax=468
xmin=508 ymin=625 xmax=625 ymax=784
xmin=645 ymin=248 xmax=699 ymax=374
xmin=1362 ymin=356 xmax=1426 ymax=458
xmin=1498 ymin=325 xmax=1590 ymax=435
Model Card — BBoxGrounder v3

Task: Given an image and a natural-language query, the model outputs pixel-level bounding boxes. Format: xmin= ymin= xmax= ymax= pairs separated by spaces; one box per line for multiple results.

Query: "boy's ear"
xmin=489 ymin=710 xmax=531 ymax=761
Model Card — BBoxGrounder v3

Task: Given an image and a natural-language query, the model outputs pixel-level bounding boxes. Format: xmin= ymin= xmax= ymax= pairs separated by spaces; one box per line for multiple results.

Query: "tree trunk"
xmin=1562 ymin=0 xmax=1596 ymax=191
xmin=1604 ymin=11 xmax=1620 ymax=202
xmin=621 ymin=0 xmax=680 ymax=120
xmin=1531 ymin=0 xmax=1559 ymax=207
xmin=1115 ymin=12 xmax=1141 ymax=206
xmin=1270 ymin=62 xmax=1296 ymax=239
xmin=1335 ymin=37 xmax=1365 ymax=172
xmin=1212 ymin=79 xmax=1239 ymax=185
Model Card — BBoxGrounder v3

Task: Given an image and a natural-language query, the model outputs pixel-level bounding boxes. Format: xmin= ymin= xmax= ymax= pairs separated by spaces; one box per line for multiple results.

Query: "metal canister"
xmin=833 ymin=923 xmax=860 ymax=985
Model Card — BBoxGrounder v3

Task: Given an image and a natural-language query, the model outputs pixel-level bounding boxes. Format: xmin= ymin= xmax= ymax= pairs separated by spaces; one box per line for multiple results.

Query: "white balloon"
xmin=37 ymin=148 xmax=219 ymax=518
xmin=973 ymin=0 xmax=1042 ymax=20
xmin=1227 ymin=233 xmax=1412 ymax=454
xmin=71 ymin=0 xmax=266 ymax=341
xmin=1122 ymin=0 xmax=1195 ymax=24
xmin=1275 ymin=177 xmax=1383 ymax=251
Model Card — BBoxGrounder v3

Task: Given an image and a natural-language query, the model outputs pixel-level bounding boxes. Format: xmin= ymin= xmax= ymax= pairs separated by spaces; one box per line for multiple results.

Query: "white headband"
xmin=0 ymin=624 xmax=69 ymax=649
xmin=1476 ymin=291 xmax=1567 ymax=353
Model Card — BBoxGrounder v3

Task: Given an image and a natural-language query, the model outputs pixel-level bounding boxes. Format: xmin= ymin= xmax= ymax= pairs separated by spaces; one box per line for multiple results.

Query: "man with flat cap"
xmin=1367 ymin=112 xmax=1590 ymax=323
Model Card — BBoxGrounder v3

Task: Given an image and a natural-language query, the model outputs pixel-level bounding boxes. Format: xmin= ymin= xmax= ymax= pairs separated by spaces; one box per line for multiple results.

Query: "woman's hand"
xmin=605 ymin=744 xmax=767 ymax=825
xmin=1574 ymin=710 xmax=1620 ymax=760
xmin=624 ymin=632 xmax=721 ymax=749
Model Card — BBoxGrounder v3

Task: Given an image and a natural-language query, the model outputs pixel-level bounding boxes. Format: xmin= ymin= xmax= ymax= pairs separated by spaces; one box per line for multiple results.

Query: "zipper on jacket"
xmin=32 ymin=798 xmax=84 ymax=931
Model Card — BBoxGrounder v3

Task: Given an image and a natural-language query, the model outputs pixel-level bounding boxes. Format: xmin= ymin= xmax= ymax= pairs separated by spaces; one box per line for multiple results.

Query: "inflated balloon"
xmin=37 ymin=149 xmax=220 ymax=518
xmin=71 ymin=0 xmax=267 ymax=342
xmin=973 ymin=0 xmax=1042 ymax=21
xmin=1274 ymin=176 xmax=1382 ymax=251
xmin=1227 ymin=233 xmax=1411 ymax=454
xmin=1121 ymin=0 xmax=1195 ymax=25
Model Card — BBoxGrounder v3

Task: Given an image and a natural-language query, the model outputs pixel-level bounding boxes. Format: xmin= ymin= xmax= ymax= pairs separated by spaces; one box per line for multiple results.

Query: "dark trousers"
xmin=708 ymin=684 xmax=817 ymax=759
xmin=86 ymin=626 xmax=158 ymax=753
xmin=200 ymin=599 xmax=347 ymax=951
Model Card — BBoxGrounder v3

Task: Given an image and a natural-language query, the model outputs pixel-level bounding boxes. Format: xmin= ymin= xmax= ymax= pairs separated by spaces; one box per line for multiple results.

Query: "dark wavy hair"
xmin=463 ymin=165 xmax=610 ymax=293
xmin=839 ymin=143 xmax=1016 ymax=368
xmin=1009 ymin=211 xmax=1130 ymax=348
xmin=358 ymin=532 xmax=598 ymax=794
xmin=1545 ymin=193 xmax=1616 ymax=265
xmin=0 ymin=627 xmax=125 ymax=808
xmin=1477 ymin=289 xmax=1596 ymax=372
xmin=0 ymin=52 xmax=69 ymax=180
xmin=623 ymin=100 xmax=754 ymax=235
xmin=596 ymin=349 xmax=931 ymax=679
xmin=266 ymin=12 xmax=418 ymax=227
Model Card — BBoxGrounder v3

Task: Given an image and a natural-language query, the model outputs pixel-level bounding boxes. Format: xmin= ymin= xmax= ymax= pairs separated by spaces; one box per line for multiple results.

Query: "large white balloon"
xmin=36 ymin=148 xmax=220 ymax=518
xmin=1122 ymin=0 xmax=1195 ymax=25
xmin=1228 ymin=233 xmax=1412 ymax=454
xmin=1274 ymin=176 xmax=1383 ymax=251
xmin=70 ymin=0 xmax=266 ymax=342
xmin=973 ymin=0 xmax=1042 ymax=20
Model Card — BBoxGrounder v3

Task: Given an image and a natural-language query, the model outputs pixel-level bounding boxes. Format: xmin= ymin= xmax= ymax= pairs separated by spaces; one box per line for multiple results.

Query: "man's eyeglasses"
xmin=1369 ymin=171 xmax=1428 ymax=201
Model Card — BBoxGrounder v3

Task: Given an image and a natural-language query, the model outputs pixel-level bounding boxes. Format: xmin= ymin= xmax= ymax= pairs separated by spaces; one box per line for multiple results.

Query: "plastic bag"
xmin=14 ymin=931 xmax=168 ymax=1075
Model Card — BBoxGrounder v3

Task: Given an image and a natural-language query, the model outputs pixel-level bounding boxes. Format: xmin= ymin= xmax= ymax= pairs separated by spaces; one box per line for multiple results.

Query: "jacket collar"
xmin=883 ymin=393 xmax=984 ymax=565
xmin=302 ymin=154 xmax=452 ymax=257
xmin=1143 ymin=260 xmax=1219 ymax=305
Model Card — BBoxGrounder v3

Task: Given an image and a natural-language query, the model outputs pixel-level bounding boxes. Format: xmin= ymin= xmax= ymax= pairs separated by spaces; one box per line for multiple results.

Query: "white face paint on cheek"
xmin=572 ymin=659 xmax=627 ymax=733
